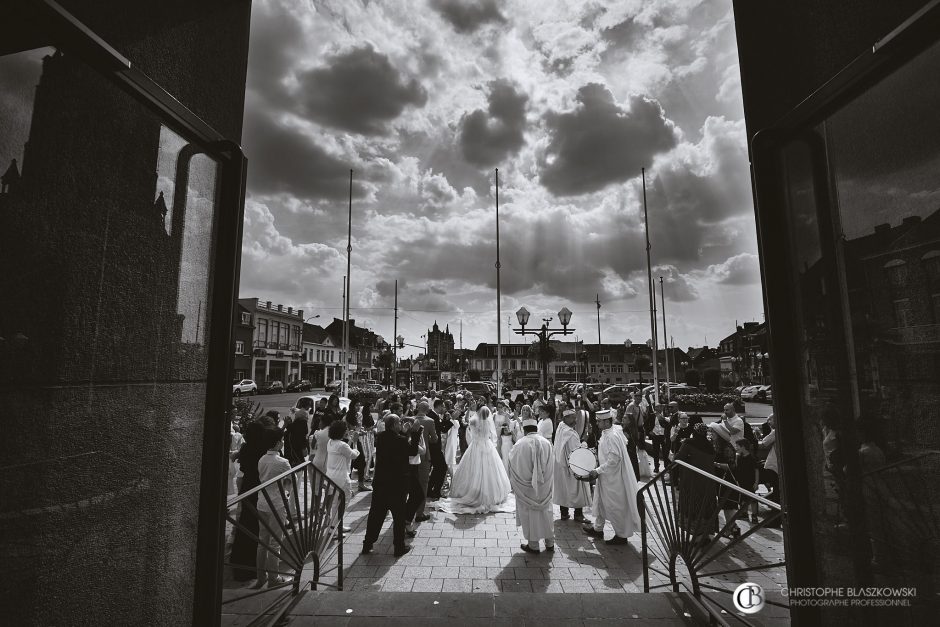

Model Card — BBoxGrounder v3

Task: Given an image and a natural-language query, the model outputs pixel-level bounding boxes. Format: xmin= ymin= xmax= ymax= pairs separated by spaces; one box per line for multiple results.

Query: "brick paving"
xmin=325 ymin=482 xmax=788 ymax=600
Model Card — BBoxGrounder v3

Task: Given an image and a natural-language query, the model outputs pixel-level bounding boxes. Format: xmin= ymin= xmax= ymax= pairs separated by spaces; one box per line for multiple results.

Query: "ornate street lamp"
xmin=514 ymin=307 xmax=574 ymax=400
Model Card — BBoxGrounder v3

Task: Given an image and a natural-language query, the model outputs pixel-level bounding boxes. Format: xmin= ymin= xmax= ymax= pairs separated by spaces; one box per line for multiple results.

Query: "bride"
xmin=447 ymin=403 xmax=511 ymax=513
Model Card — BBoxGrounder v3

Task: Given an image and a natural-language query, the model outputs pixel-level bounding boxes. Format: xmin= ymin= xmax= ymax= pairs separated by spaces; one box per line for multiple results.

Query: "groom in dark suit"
xmin=426 ymin=398 xmax=450 ymax=498
xmin=362 ymin=415 xmax=420 ymax=557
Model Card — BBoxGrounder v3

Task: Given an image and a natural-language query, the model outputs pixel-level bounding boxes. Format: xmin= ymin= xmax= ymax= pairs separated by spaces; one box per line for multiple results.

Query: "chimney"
xmin=266 ymin=300 xmax=272 ymax=309
xmin=288 ymin=307 xmax=293 ymax=314
xmin=874 ymin=223 xmax=891 ymax=233
xmin=277 ymin=304 xmax=283 ymax=312
xmin=902 ymin=215 xmax=922 ymax=226
xmin=298 ymin=309 xmax=303 ymax=319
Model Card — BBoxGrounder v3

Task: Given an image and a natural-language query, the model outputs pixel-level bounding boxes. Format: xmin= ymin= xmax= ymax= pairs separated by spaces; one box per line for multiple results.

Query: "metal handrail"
xmin=223 ymin=460 xmax=347 ymax=623
xmin=638 ymin=459 xmax=788 ymax=625
xmin=669 ymin=459 xmax=782 ymax=511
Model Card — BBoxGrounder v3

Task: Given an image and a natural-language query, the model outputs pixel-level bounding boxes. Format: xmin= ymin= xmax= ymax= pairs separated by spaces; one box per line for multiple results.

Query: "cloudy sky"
xmin=239 ymin=0 xmax=765 ymax=357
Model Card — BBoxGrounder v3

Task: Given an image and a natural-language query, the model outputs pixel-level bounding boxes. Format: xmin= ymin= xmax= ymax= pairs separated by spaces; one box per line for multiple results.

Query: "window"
xmin=240 ymin=312 xmax=251 ymax=325
xmin=924 ymin=251 xmax=940 ymax=281
xmin=610 ymin=364 xmax=623 ymax=373
xmin=602 ymin=355 xmax=610 ymax=363
xmin=884 ymin=259 xmax=908 ymax=288
xmin=893 ymin=299 xmax=913 ymax=328
xmin=590 ymin=365 xmax=597 ymax=373
xmin=509 ymin=360 xmax=517 ymax=370
xmin=258 ymin=319 xmax=268 ymax=344
xmin=235 ymin=341 xmax=244 ymax=355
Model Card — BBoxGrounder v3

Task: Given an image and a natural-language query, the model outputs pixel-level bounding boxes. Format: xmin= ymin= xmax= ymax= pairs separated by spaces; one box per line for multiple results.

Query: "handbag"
xmin=636 ymin=449 xmax=653 ymax=480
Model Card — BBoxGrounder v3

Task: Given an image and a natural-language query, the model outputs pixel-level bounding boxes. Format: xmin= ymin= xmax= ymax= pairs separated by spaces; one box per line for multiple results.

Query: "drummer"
xmin=554 ymin=409 xmax=592 ymax=523
xmin=578 ymin=409 xmax=641 ymax=545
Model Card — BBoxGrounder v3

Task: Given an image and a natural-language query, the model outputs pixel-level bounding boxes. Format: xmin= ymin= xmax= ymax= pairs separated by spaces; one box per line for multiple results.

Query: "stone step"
xmin=221 ymin=590 xmax=788 ymax=625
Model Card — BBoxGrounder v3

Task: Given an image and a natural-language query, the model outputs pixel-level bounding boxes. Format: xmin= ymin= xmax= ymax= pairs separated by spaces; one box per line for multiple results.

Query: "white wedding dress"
xmin=447 ymin=408 xmax=511 ymax=513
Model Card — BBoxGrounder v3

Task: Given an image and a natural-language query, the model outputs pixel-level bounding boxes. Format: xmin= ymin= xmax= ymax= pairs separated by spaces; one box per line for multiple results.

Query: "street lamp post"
xmin=513 ymin=306 xmax=574 ymax=400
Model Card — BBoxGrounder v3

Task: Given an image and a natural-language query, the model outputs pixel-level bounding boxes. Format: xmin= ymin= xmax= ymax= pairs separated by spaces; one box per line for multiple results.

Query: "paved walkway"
xmin=332 ymin=483 xmax=787 ymax=597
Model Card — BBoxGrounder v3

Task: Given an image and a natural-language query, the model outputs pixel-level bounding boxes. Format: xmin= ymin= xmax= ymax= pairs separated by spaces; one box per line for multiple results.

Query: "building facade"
xmin=237 ymin=298 xmax=304 ymax=385
xmin=426 ymin=321 xmax=455 ymax=370
xmin=232 ymin=303 xmax=254 ymax=381
xmin=717 ymin=322 xmax=770 ymax=386
xmin=301 ymin=323 xmax=340 ymax=387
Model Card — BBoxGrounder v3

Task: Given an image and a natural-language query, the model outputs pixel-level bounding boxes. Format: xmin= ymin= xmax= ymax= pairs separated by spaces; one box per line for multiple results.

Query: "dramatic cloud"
xmin=296 ymin=44 xmax=428 ymax=135
xmin=226 ymin=0 xmax=765 ymax=351
xmin=705 ymin=253 xmax=761 ymax=285
xmin=431 ymin=0 xmax=506 ymax=33
xmin=242 ymin=106 xmax=367 ymax=201
xmin=539 ymin=84 xmax=678 ymax=196
xmin=458 ymin=80 xmax=528 ymax=167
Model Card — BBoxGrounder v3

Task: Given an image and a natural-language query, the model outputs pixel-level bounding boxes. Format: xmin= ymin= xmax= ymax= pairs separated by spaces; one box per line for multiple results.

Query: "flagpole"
xmin=660 ymin=276 xmax=670 ymax=401
xmin=343 ymin=169 xmax=353 ymax=397
xmin=495 ymin=168 xmax=502 ymax=398
xmin=642 ymin=168 xmax=660 ymax=405
xmin=595 ymin=293 xmax=602 ymax=381
xmin=392 ymin=279 xmax=398 ymax=390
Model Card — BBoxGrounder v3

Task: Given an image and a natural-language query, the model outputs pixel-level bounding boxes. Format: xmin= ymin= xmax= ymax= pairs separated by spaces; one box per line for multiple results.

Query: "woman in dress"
xmin=674 ymin=423 xmax=719 ymax=546
xmin=495 ymin=401 xmax=515 ymax=472
xmin=448 ymin=406 xmax=511 ymax=513
xmin=443 ymin=408 xmax=461 ymax=486
xmin=325 ymin=420 xmax=359 ymax=533
xmin=360 ymin=400 xmax=377 ymax=484
xmin=345 ymin=398 xmax=369 ymax=491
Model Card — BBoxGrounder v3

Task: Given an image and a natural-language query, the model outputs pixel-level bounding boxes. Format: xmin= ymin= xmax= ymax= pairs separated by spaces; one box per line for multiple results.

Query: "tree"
xmin=703 ymin=368 xmax=721 ymax=393
xmin=635 ymin=355 xmax=652 ymax=384
xmin=685 ymin=369 xmax=701 ymax=388
xmin=527 ymin=339 xmax=557 ymax=367
xmin=375 ymin=350 xmax=395 ymax=385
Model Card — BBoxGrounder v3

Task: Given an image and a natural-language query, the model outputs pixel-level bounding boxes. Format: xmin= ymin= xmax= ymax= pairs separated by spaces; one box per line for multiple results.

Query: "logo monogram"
xmin=733 ymin=582 xmax=765 ymax=614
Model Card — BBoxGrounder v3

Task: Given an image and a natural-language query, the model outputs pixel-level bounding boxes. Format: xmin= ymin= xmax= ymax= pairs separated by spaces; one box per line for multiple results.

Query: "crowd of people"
xmin=225 ymin=384 xmax=780 ymax=587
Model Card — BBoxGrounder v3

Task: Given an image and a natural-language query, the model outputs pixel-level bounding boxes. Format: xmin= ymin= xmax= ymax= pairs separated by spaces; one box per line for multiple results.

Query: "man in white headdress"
xmin=508 ymin=416 xmax=555 ymax=554
xmin=553 ymin=409 xmax=591 ymax=522
xmin=578 ymin=409 xmax=640 ymax=544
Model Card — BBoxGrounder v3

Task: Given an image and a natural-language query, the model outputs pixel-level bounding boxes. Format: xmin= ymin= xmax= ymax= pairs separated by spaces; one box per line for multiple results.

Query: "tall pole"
xmin=392 ymin=279 xmax=398 ymax=390
xmin=341 ymin=276 xmax=346 ymax=392
xmin=495 ymin=168 xmax=502 ymax=398
xmin=642 ymin=168 xmax=660 ymax=404
xmin=343 ymin=169 xmax=353 ymax=397
xmin=660 ymin=276 xmax=670 ymax=401
xmin=595 ymin=294 xmax=602 ymax=381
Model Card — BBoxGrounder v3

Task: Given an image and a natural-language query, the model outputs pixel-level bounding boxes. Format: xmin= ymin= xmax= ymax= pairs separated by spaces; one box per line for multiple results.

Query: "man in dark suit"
xmin=426 ymin=398 xmax=450 ymax=498
xmin=409 ymin=402 xmax=438 ymax=521
xmin=362 ymin=414 xmax=420 ymax=557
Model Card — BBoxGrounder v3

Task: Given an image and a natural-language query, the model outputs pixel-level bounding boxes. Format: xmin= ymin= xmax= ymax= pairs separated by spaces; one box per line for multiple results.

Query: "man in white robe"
xmin=508 ymin=418 xmax=555 ymax=554
xmin=578 ymin=409 xmax=640 ymax=544
xmin=553 ymin=409 xmax=591 ymax=522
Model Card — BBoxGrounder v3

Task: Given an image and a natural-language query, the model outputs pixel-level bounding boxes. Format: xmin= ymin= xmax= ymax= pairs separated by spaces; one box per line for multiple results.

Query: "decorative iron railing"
xmin=639 ymin=459 xmax=787 ymax=625
xmin=222 ymin=461 xmax=345 ymax=624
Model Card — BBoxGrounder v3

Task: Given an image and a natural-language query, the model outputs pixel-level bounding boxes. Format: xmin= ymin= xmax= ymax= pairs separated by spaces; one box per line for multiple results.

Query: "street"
xmin=236 ymin=389 xmax=775 ymax=427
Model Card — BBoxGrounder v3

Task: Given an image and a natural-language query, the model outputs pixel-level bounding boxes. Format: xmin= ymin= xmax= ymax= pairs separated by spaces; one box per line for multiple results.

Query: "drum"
xmin=568 ymin=447 xmax=599 ymax=477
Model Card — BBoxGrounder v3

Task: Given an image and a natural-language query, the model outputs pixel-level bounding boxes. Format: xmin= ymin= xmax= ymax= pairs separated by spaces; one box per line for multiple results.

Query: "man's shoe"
xmin=361 ymin=543 xmax=373 ymax=555
xmin=520 ymin=543 xmax=540 ymax=554
xmin=405 ymin=529 xmax=417 ymax=538
xmin=582 ymin=524 xmax=603 ymax=538
xmin=605 ymin=535 xmax=629 ymax=545
xmin=573 ymin=514 xmax=587 ymax=523
xmin=560 ymin=513 xmax=570 ymax=520
xmin=415 ymin=514 xmax=431 ymax=522
xmin=358 ymin=484 xmax=372 ymax=491
xmin=394 ymin=545 xmax=412 ymax=558
xmin=545 ymin=544 xmax=555 ymax=552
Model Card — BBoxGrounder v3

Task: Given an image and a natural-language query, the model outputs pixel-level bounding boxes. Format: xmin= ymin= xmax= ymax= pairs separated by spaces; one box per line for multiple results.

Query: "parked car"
xmin=363 ymin=383 xmax=385 ymax=392
xmin=740 ymin=385 xmax=763 ymax=401
xmin=756 ymin=385 xmax=772 ymax=402
xmin=459 ymin=381 xmax=496 ymax=396
xmin=666 ymin=384 xmax=701 ymax=397
xmin=259 ymin=380 xmax=284 ymax=394
xmin=286 ymin=379 xmax=313 ymax=392
xmin=602 ymin=384 xmax=634 ymax=405
xmin=325 ymin=380 xmax=342 ymax=392
xmin=294 ymin=394 xmax=350 ymax=414
xmin=232 ymin=379 xmax=257 ymax=396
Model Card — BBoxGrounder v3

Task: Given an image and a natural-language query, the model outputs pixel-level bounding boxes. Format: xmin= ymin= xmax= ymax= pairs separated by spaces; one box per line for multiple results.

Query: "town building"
xmin=301 ymin=323 xmax=341 ymax=387
xmin=717 ymin=322 xmax=770 ymax=386
xmin=238 ymin=298 xmax=304 ymax=385
xmin=426 ymin=320 xmax=455 ymax=370
xmin=232 ymin=302 xmax=255 ymax=382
